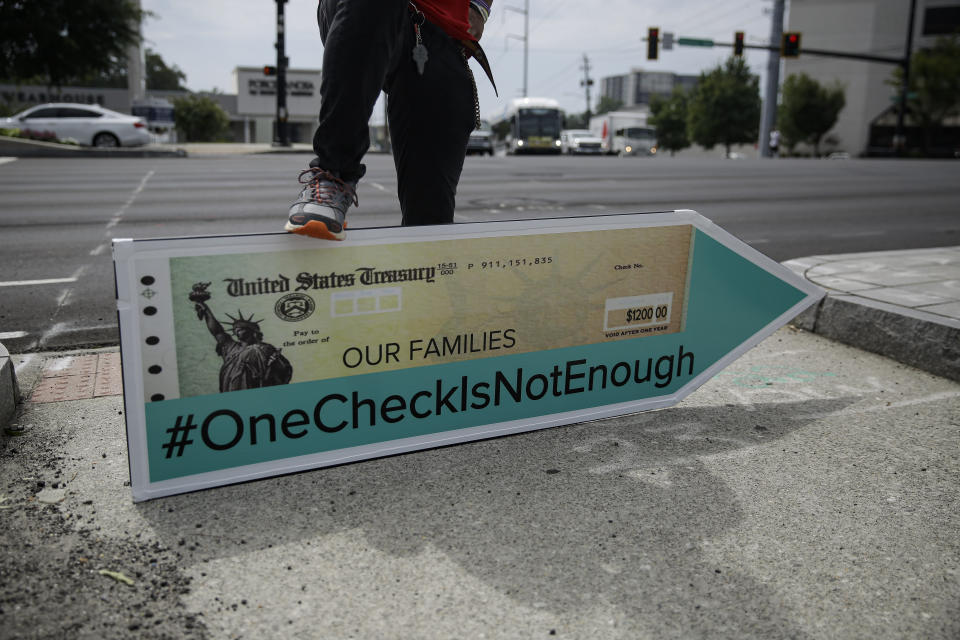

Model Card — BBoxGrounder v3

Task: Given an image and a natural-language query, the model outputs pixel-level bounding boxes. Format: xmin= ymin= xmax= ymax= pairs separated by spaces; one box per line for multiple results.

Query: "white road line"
xmin=55 ymin=288 xmax=73 ymax=308
xmin=89 ymin=243 xmax=109 ymax=256
xmin=37 ymin=322 xmax=69 ymax=348
xmin=0 ymin=157 xmax=16 ymax=166
xmin=368 ymin=181 xmax=388 ymax=192
xmin=37 ymin=322 xmax=115 ymax=348
xmin=0 ymin=277 xmax=78 ymax=287
xmin=105 ymin=168 xmax=155 ymax=230
xmin=0 ymin=330 xmax=28 ymax=340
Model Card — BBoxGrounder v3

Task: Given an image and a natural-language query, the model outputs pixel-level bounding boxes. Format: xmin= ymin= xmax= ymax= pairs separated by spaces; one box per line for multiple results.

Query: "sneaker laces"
xmin=298 ymin=168 xmax=359 ymax=208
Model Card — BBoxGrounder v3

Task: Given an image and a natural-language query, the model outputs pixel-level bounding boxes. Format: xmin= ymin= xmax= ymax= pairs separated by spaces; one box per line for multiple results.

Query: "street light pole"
xmin=273 ymin=0 xmax=290 ymax=147
xmin=893 ymin=0 xmax=917 ymax=155
xmin=523 ymin=0 xmax=528 ymax=97
xmin=505 ymin=0 xmax=529 ymax=97
xmin=759 ymin=0 xmax=784 ymax=158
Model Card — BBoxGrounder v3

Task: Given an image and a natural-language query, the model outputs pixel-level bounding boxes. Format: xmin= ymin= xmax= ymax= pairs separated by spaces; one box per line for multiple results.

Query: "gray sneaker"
xmin=285 ymin=168 xmax=358 ymax=240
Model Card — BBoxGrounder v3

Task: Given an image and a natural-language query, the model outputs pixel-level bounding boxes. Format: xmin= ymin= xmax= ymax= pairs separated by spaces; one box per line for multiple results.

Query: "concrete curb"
xmin=0 ymin=341 xmax=20 ymax=428
xmin=0 ymin=135 xmax=187 ymax=158
xmin=790 ymin=282 xmax=960 ymax=382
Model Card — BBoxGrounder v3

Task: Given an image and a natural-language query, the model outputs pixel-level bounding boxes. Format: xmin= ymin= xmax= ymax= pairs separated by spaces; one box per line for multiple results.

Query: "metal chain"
xmin=461 ymin=49 xmax=481 ymax=130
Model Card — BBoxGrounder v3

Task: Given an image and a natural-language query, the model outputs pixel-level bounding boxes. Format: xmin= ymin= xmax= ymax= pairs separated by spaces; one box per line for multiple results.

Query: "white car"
xmin=1 ymin=103 xmax=152 ymax=147
xmin=560 ymin=129 xmax=603 ymax=155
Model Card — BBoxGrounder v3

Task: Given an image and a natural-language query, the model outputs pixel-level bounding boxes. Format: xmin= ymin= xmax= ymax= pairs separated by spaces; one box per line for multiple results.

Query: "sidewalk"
xmin=784 ymin=245 xmax=960 ymax=381
xmin=1 ymin=247 xmax=959 ymax=638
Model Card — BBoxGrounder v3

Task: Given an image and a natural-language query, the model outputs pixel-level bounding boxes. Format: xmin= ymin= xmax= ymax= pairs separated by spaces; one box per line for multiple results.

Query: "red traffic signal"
xmin=734 ymin=31 xmax=745 ymax=56
xmin=781 ymin=32 xmax=801 ymax=58
xmin=263 ymin=66 xmax=278 ymax=76
xmin=647 ymin=27 xmax=659 ymax=60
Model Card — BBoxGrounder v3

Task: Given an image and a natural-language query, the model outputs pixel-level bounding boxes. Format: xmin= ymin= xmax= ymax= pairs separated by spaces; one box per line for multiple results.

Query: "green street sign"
xmin=678 ymin=37 xmax=714 ymax=47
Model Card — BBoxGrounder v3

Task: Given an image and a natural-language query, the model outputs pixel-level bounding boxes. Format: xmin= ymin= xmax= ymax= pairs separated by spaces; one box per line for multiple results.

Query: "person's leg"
xmin=287 ymin=0 xmax=407 ymax=239
xmin=385 ymin=16 xmax=476 ymax=226
xmin=312 ymin=0 xmax=407 ymax=182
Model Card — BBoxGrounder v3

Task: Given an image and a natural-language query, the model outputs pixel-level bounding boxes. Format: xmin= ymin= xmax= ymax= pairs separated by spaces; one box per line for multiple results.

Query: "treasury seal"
xmin=274 ymin=292 xmax=315 ymax=322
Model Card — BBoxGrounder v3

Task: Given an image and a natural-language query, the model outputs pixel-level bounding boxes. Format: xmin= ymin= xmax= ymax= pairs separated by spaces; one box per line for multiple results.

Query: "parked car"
xmin=0 ymin=103 xmax=151 ymax=147
xmin=466 ymin=119 xmax=495 ymax=156
xmin=560 ymin=129 xmax=603 ymax=155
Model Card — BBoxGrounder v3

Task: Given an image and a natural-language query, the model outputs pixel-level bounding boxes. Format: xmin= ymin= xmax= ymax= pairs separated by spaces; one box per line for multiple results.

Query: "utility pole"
xmin=759 ymin=0 xmax=784 ymax=158
xmin=893 ymin=0 xmax=917 ymax=155
xmin=580 ymin=53 xmax=594 ymax=121
xmin=273 ymin=0 xmax=290 ymax=147
xmin=126 ymin=0 xmax=146 ymax=108
xmin=505 ymin=0 xmax=529 ymax=96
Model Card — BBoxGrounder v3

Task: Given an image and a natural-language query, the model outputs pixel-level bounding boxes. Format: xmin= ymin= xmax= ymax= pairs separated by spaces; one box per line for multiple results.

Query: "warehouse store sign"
xmin=113 ymin=211 xmax=822 ymax=501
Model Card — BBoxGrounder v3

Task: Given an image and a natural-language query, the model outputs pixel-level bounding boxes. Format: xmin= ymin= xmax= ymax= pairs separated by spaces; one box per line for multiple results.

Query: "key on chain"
xmin=411 ymin=12 xmax=428 ymax=75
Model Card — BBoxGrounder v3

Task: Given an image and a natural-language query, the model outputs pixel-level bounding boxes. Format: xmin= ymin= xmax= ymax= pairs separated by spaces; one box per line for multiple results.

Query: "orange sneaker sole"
xmin=284 ymin=219 xmax=346 ymax=241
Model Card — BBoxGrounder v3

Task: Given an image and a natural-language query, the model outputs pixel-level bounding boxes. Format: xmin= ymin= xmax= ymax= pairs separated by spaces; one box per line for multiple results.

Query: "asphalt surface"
xmin=2 ymin=153 xmax=960 ymax=353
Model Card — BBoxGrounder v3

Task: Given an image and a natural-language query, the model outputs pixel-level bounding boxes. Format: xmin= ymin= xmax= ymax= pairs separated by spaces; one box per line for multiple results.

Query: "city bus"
xmin=491 ymin=97 xmax=563 ymax=155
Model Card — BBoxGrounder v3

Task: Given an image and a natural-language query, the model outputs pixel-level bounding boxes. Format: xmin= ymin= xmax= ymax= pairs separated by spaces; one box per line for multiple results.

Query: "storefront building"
xmin=1 ymin=66 xmax=323 ymax=145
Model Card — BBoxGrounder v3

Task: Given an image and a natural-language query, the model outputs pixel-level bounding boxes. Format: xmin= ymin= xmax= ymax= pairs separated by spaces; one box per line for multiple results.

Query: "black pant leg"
xmin=385 ymin=19 xmax=476 ymax=226
xmin=311 ymin=0 xmax=407 ymax=182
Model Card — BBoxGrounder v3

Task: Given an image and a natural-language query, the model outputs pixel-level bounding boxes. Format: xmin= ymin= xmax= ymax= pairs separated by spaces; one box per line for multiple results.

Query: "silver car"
xmin=1 ymin=102 xmax=152 ymax=147
xmin=466 ymin=119 xmax=495 ymax=156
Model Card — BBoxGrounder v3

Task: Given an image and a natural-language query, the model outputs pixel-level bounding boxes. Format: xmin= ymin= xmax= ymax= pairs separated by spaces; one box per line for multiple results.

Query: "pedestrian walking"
xmin=286 ymin=0 xmax=496 ymax=240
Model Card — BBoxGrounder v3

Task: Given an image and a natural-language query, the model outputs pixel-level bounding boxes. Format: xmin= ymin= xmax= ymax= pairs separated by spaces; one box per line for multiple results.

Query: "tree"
xmin=63 ymin=67 xmax=127 ymax=89
xmin=649 ymin=87 xmax=690 ymax=155
xmin=173 ymin=95 xmax=230 ymax=142
xmin=0 ymin=0 xmax=144 ymax=88
xmin=492 ymin=119 xmax=511 ymax=141
xmin=889 ymin=34 xmax=960 ymax=154
xmin=564 ymin=111 xmax=588 ymax=129
xmin=595 ymin=96 xmax=624 ymax=115
xmin=778 ymin=73 xmax=845 ymax=157
xmin=687 ymin=57 xmax=760 ymax=157
xmin=146 ymin=49 xmax=187 ymax=91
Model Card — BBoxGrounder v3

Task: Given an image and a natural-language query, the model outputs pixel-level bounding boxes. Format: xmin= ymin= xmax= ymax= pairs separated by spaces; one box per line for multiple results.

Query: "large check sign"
xmin=114 ymin=212 xmax=822 ymax=500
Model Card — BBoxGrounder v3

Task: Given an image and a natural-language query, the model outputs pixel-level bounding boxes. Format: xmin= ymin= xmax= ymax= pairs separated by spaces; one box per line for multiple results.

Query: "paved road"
xmin=1 ymin=154 xmax=959 ymax=353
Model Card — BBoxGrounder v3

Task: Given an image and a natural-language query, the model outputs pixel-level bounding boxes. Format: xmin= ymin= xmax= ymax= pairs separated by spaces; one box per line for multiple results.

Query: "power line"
xmin=529 ymin=0 xmax=574 ymax=30
xmin=676 ymin=0 xmax=759 ymax=38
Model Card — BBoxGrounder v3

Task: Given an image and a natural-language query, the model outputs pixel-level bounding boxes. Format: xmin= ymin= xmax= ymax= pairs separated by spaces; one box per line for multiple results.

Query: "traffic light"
xmin=647 ymin=27 xmax=659 ymax=60
xmin=734 ymin=31 xmax=744 ymax=57
xmin=781 ymin=32 xmax=801 ymax=58
xmin=263 ymin=66 xmax=277 ymax=76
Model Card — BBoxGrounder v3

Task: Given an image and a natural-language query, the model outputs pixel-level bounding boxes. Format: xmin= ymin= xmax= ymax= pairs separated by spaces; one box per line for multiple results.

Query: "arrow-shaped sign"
xmin=113 ymin=210 xmax=822 ymax=501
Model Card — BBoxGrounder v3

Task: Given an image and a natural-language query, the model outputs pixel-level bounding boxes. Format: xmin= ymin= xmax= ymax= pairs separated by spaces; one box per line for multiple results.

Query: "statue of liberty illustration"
xmin=188 ymin=282 xmax=293 ymax=391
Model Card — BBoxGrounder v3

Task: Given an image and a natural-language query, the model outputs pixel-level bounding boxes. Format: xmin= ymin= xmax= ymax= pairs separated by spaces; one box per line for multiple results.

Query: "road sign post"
xmin=114 ymin=212 xmax=823 ymax=501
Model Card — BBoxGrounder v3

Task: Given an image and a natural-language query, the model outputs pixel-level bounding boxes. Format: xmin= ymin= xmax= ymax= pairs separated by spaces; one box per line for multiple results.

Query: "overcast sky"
xmin=141 ymin=0 xmax=781 ymax=120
